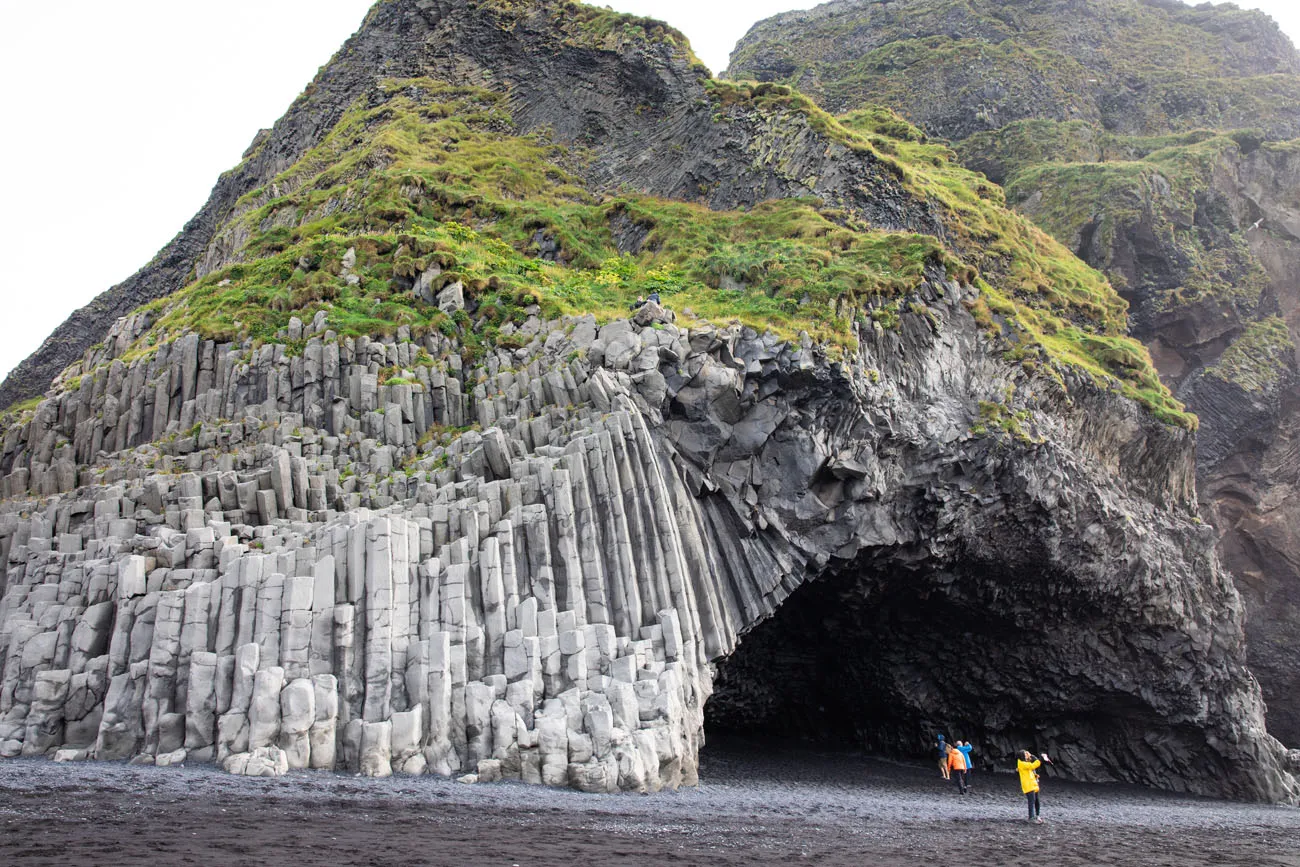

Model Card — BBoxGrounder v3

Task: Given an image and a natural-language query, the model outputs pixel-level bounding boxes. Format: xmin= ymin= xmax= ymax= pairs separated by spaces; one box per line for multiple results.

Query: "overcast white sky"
xmin=0 ymin=0 xmax=1297 ymax=385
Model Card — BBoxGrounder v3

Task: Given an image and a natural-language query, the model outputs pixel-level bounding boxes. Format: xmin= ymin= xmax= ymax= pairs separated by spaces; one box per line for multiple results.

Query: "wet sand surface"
xmin=2 ymin=740 xmax=1299 ymax=866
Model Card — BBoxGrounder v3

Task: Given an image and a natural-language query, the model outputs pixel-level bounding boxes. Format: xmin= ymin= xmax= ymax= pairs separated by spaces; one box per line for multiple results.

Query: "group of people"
xmin=936 ymin=734 xmax=974 ymax=794
xmin=935 ymin=734 xmax=1054 ymax=823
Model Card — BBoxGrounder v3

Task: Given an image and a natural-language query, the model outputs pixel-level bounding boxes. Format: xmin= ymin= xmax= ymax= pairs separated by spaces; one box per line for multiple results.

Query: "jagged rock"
xmin=413 ymin=264 xmax=442 ymax=305
xmin=0 ymin=303 xmax=1275 ymax=798
xmin=730 ymin=0 xmax=1300 ymax=139
xmin=732 ymin=0 xmax=1300 ymax=747
xmin=632 ymin=302 xmax=674 ymax=328
xmin=223 ymin=745 xmax=289 ymax=778
xmin=436 ymin=282 xmax=465 ymax=315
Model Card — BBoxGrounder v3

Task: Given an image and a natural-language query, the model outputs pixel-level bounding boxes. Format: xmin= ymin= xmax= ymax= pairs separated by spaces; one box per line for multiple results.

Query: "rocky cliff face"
xmin=1 ymin=290 xmax=1294 ymax=799
xmin=0 ymin=0 xmax=1295 ymax=800
xmin=0 ymin=0 xmax=942 ymax=414
xmin=1003 ymin=129 xmax=1300 ymax=745
xmin=729 ymin=0 xmax=1300 ymax=140
xmin=731 ymin=0 xmax=1300 ymax=747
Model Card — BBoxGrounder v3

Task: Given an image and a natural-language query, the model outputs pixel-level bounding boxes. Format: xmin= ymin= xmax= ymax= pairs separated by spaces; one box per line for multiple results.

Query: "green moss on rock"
xmin=729 ymin=0 xmax=1300 ymax=140
xmin=112 ymin=61 xmax=1189 ymax=428
xmin=1205 ymin=317 xmax=1295 ymax=393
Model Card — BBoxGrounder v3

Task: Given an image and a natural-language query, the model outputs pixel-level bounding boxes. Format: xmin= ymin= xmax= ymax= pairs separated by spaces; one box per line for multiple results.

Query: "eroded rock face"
xmin=0 ymin=285 xmax=1295 ymax=800
xmin=0 ymin=0 xmax=1296 ymax=805
xmin=1006 ymin=132 xmax=1300 ymax=746
xmin=730 ymin=0 xmax=1300 ymax=749
xmin=728 ymin=0 xmax=1300 ymax=139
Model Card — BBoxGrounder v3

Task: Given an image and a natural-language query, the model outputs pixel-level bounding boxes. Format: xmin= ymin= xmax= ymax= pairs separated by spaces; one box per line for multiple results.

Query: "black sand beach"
xmin=2 ymin=740 xmax=1298 ymax=866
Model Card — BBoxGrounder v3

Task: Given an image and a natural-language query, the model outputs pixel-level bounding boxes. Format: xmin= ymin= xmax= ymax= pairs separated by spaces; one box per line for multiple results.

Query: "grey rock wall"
xmin=0 ymin=285 xmax=1296 ymax=801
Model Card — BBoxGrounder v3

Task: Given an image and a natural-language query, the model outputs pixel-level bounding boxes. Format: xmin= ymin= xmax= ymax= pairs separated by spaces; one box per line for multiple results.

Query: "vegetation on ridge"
xmin=135 ymin=79 xmax=951 ymax=351
xmin=727 ymin=0 xmax=1300 ymax=415
xmin=469 ymin=0 xmax=707 ymax=70
xmin=1204 ymin=317 xmax=1295 ymax=394
xmin=727 ymin=0 xmax=1300 ymax=139
xmin=1002 ymin=129 xmax=1272 ymax=310
xmin=103 ymin=63 xmax=1187 ymax=426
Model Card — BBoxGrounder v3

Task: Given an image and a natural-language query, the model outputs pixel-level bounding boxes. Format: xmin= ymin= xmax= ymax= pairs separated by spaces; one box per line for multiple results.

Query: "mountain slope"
xmin=0 ymin=0 xmax=1293 ymax=800
xmin=729 ymin=0 xmax=1300 ymax=139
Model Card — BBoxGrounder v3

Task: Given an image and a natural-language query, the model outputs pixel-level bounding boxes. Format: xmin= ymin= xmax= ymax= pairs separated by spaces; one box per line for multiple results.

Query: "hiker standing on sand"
xmin=956 ymin=740 xmax=974 ymax=782
xmin=948 ymin=744 xmax=969 ymax=794
xmin=936 ymin=734 xmax=950 ymax=781
xmin=1018 ymin=750 xmax=1053 ymax=823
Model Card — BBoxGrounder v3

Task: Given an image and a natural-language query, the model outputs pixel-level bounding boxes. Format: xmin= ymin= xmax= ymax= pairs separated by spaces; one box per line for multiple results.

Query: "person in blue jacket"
xmin=936 ymin=734 xmax=950 ymax=780
xmin=956 ymin=740 xmax=974 ymax=781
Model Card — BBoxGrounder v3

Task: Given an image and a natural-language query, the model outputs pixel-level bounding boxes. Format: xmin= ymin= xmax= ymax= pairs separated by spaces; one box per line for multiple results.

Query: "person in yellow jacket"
xmin=1018 ymin=750 xmax=1053 ymax=823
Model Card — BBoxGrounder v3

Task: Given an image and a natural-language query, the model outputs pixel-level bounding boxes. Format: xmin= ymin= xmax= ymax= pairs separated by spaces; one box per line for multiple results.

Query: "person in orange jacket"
xmin=956 ymin=740 xmax=974 ymax=780
xmin=947 ymin=744 xmax=969 ymax=794
xmin=1018 ymin=749 xmax=1053 ymax=823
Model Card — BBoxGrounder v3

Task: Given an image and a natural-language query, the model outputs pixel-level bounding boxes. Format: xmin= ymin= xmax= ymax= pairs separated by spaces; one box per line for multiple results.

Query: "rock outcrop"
xmin=728 ymin=0 xmax=1300 ymax=140
xmin=0 ymin=0 xmax=942 ymax=413
xmin=730 ymin=0 xmax=1300 ymax=747
xmin=0 ymin=0 xmax=1296 ymax=803
xmin=1005 ymin=130 xmax=1300 ymax=745
xmin=0 ymin=294 xmax=1295 ymax=800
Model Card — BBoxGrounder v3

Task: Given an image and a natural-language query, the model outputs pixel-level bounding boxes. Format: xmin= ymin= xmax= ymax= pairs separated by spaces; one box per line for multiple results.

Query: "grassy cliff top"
xmin=136 ymin=79 xmax=953 ymax=350
xmin=727 ymin=0 xmax=1300 ymax=139
xmin=465 ymin=0 xmax=705 ymax=66
xmin=29 ymin=0 xmax=1191 ymax=429
xmin=84 ymin=69 xmax=1186 ymax=428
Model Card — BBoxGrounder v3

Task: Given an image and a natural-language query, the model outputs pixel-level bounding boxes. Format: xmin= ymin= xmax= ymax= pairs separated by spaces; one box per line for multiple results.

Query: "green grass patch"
xmin=104 ymin=71 xmax=1189 ymax=427
xmin=1003 ymin=132 xmax=1270 ymax=314
xmin=1205 ymin=317 xmax=1295 ymax=393
xmin=0 ymin=396 xmax=43 ymax=424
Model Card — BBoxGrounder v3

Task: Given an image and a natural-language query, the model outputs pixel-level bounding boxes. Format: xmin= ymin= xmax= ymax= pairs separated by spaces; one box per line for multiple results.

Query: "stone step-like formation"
xmin=0 ymin=309 xmax=723 ymax=791
xmin=1 ymin=292 xmax=1298 ymax=801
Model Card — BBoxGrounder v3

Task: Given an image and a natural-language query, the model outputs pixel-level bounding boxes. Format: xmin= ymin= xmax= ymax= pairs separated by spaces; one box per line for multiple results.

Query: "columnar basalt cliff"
xmin=0 ymin=0 xmax=1296 ymax=801
xmin=1 ymin=295 xmax=1294 ymax=799
xmin=731 ymin=0 xmax=1300 ymax=746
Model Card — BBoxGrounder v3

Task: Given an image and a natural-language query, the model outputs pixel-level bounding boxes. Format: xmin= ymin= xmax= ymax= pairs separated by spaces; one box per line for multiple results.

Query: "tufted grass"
xmin=1205 ymin=317 xmax=1295 ymax=393
xmin=119 ymin=65 xmax=1191 ymax=426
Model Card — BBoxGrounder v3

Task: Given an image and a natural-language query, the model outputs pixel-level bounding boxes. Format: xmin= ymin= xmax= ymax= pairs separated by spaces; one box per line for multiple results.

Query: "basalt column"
xmin=0 ymin=301 xmax=1296 ymax=800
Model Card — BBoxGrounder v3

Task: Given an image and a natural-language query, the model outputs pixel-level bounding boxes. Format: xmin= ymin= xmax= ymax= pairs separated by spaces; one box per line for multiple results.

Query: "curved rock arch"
xmin=656 ymin=294 xmax=1293 ymax=802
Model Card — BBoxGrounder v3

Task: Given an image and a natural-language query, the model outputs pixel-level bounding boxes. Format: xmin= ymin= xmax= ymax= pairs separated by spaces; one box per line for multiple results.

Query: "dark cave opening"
xmin=704 ymin=556 xmax=1039 ymax=771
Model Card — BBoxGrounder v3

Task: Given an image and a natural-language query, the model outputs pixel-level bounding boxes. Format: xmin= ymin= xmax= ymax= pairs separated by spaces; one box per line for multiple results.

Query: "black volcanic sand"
xmin=2 ymin=739 xmax=1299 ymax=866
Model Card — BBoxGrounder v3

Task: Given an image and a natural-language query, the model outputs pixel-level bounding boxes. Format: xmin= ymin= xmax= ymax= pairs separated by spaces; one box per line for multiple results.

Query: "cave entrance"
xmin=704 ymin=552 xmax=1033 ymax=768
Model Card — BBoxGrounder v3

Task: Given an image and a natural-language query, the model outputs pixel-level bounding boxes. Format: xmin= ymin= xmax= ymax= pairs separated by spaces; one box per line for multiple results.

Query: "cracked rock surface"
xmin=0 ymin=286 xmax=1296 ymax=800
